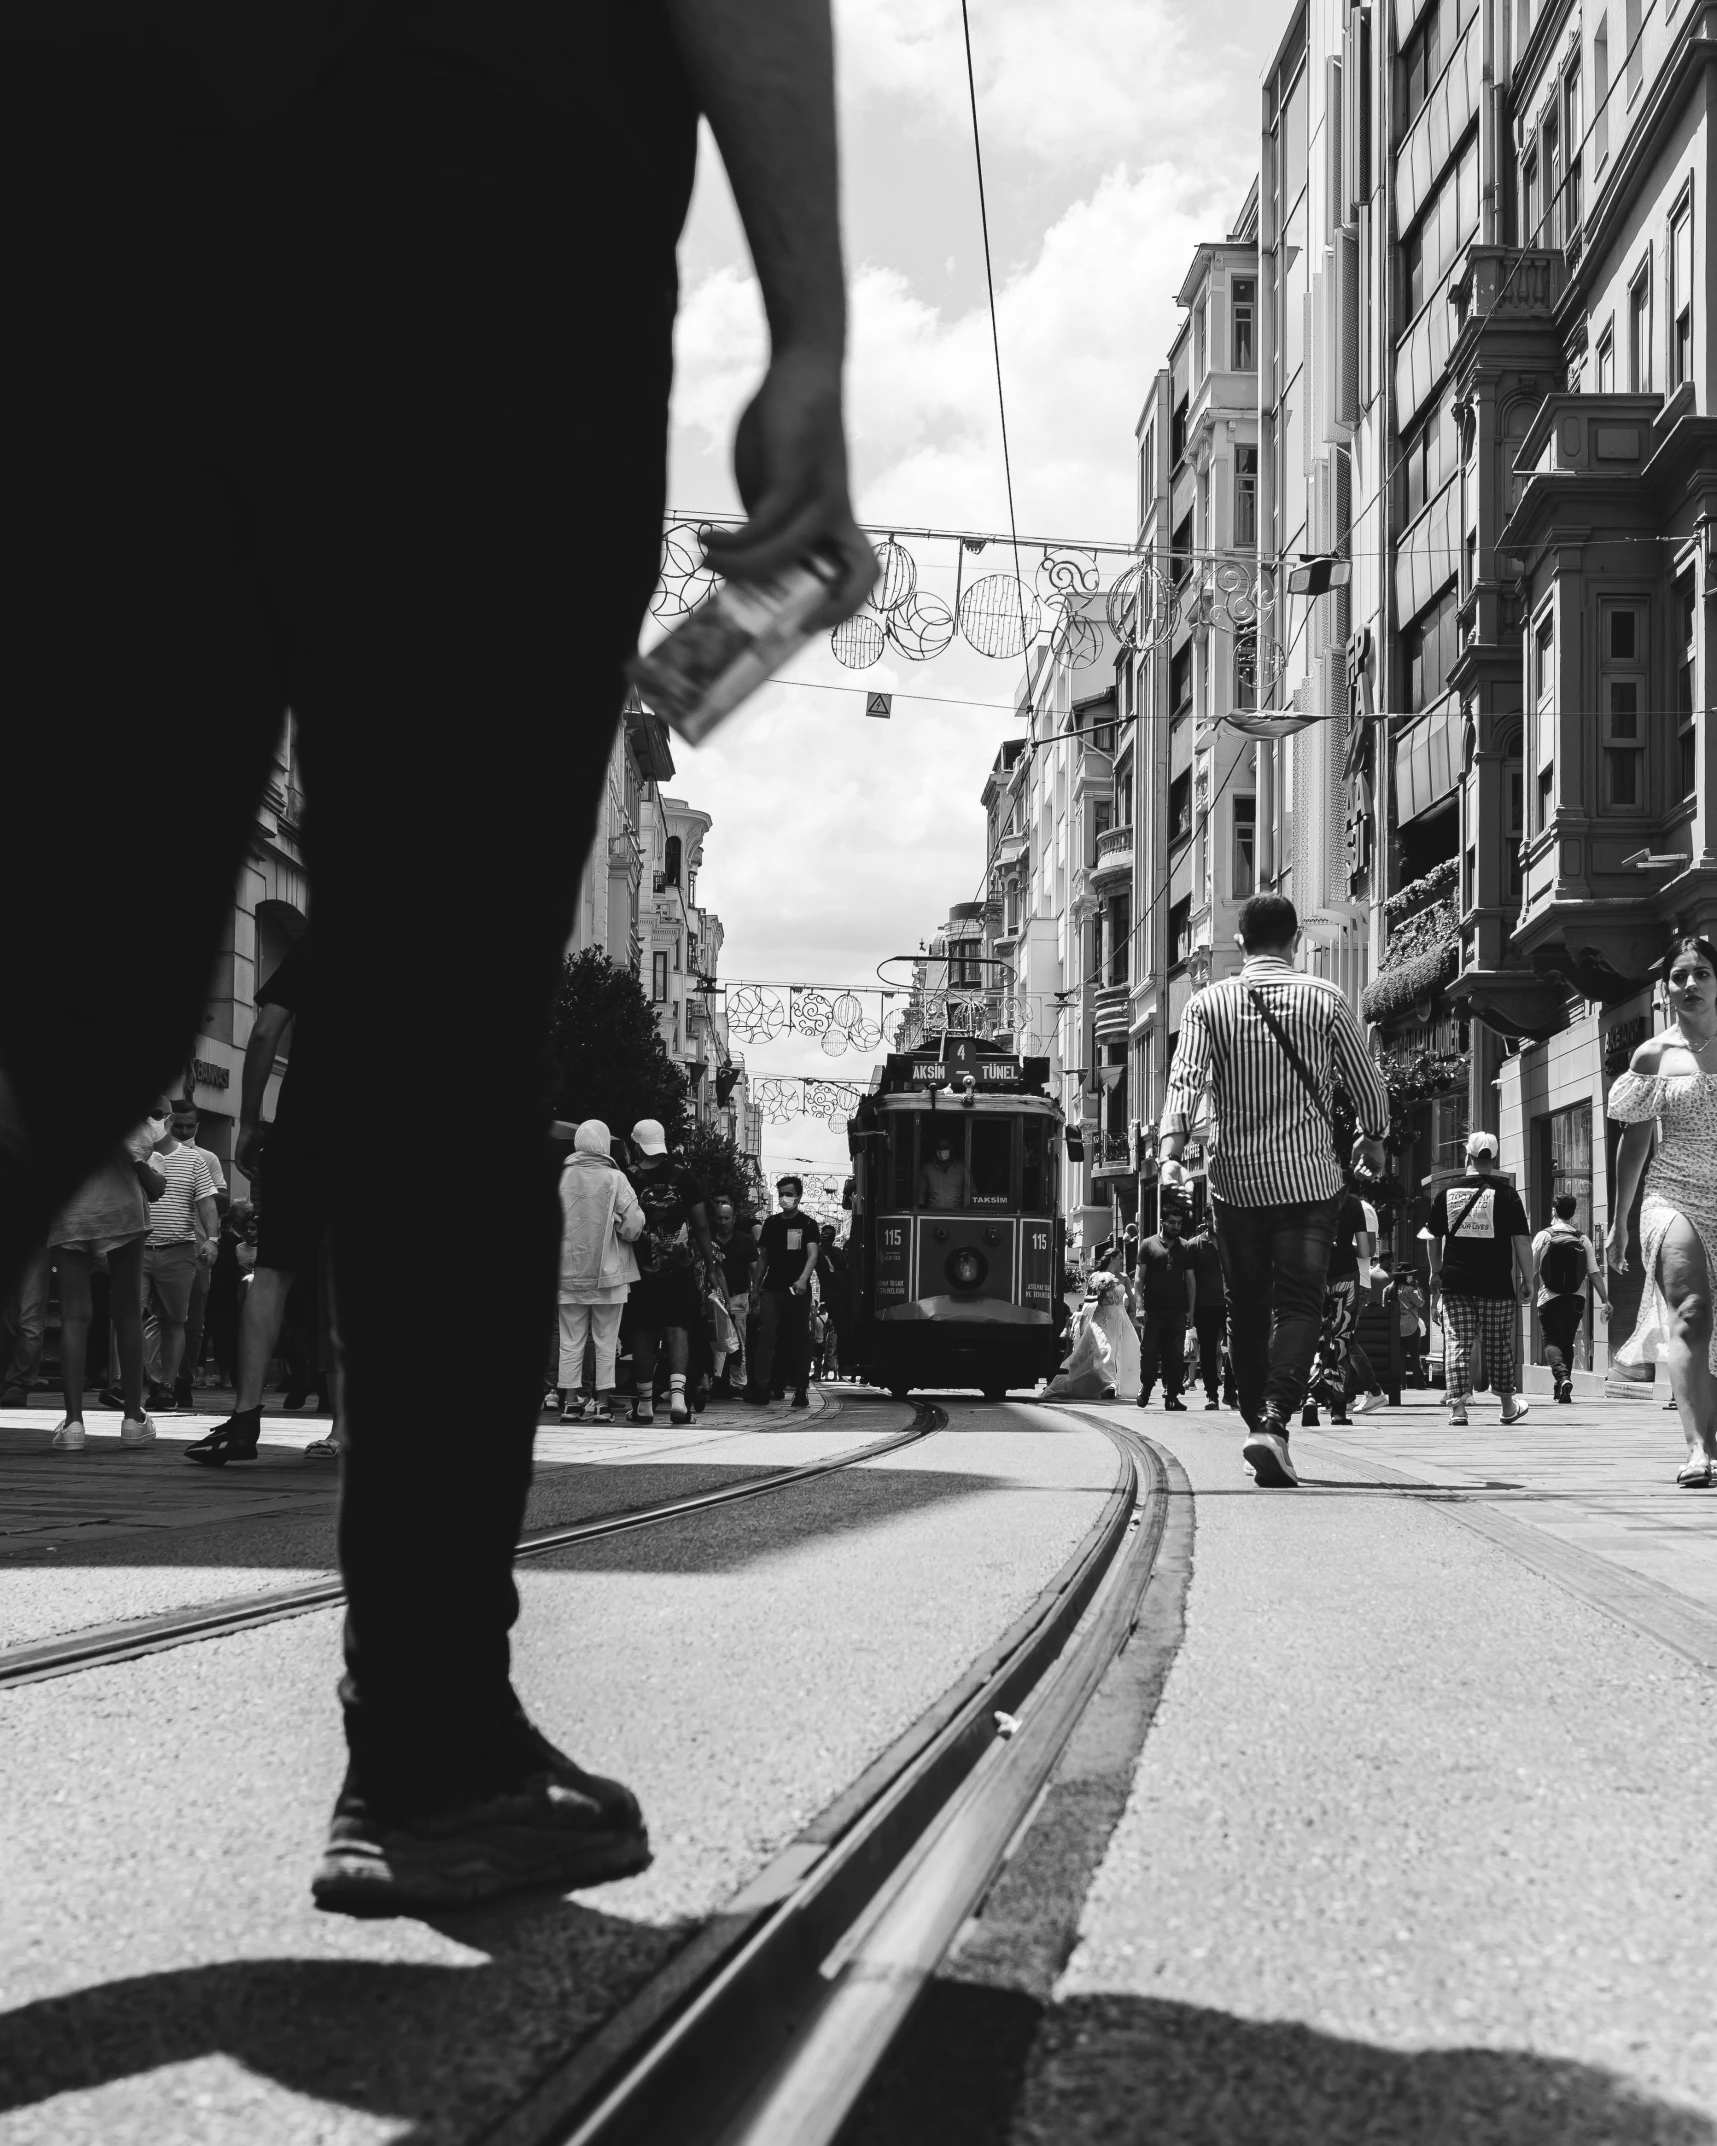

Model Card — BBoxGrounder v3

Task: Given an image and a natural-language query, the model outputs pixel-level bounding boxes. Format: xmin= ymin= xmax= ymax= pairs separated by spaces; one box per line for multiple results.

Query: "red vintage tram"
xmin=843 ymin=1036 xmax=1066 ymax=1399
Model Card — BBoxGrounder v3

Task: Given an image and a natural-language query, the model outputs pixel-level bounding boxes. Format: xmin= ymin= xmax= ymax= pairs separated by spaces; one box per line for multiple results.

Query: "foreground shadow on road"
xmin=849 ymin=1983 xmax=1715 ymax=2146
xmin=0 ymin=1895 xmax=689 ymax=2143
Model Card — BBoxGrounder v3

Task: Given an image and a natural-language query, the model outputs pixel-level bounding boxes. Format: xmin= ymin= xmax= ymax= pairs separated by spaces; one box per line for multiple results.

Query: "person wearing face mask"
xmin=919 ymin=1133 xmax=969 ymax=1211
xmin=1608 ymin=933 xmax=1717 ymax=1486
xmin=747 ymin=1177 xmax=820 ymax=1408
xmin=42 ymin=1099 xmax=171 ymax=1449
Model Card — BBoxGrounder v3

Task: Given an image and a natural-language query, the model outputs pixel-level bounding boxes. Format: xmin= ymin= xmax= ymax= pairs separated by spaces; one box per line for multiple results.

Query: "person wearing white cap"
xmin=1426 ymin=1130 xmax=1534 ymax=1427
xmin=625 ymin=1120 xmax=713 ymax=1425
xmin=557 ymin=1122 xmax=646 ymax=1424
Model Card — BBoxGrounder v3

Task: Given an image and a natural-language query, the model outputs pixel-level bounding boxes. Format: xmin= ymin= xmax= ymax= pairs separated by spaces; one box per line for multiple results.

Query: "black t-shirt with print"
xmin=758 ymin=1210 xmax=818 ymax=1294
xmin=1432 ymin=1177 xmax=1530 ymax=1300
xmin=716 ymin=1232 xmax=755 ymax=1296
xmin=255 ymin=942 xmax=319 ymax=1140
xmin=1325 ymin=1192 xmax=1369 ymax=1283
xmin=629 ymin=1165 xmax=705 ymax=1275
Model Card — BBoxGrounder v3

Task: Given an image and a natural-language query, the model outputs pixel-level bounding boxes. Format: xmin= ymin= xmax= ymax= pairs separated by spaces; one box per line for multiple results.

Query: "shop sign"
xmin=192 ymin=1058 xmax=230 ymax=1091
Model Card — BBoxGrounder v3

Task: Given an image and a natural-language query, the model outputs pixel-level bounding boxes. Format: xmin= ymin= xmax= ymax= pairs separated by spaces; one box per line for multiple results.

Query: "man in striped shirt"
xmin=1159 ymin=893 xmax=1388 ymax=1487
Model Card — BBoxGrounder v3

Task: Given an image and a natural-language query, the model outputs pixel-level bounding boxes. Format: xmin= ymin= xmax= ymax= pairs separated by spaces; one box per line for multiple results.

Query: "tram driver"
xmin=920 ymin=1132 xmax=969 ymax=1210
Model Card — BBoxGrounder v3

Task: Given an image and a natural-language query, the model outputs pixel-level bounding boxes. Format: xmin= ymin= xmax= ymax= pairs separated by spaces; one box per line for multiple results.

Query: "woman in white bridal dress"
xmin=1046 ymin=1245 xmax=1142 ymax=1401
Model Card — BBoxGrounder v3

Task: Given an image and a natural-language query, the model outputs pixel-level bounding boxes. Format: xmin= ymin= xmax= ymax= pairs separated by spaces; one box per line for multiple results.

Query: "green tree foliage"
xmin=678 ymin=1123 xmax=762 ymax=1217
xmin=548 ymin=950 xmax=688 ymax=1141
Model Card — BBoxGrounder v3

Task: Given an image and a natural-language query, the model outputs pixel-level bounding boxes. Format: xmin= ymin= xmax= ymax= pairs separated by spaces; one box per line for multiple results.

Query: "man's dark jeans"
xmin=1212 ymin=1196 xmax=1342 ymax=1429
xmin=753 ymin=1290 xmax=810 ymax=1396
xmin=1193 ymin=1304 xmax=1227 ymax=1404
xmin=1539 ymin=1295 xmax=1585 ymax=1384
xmin=0 ymin=57 xmax=678 ymax=1807
xmin=1139 ymin=1310 xmax=1186 ymax=1402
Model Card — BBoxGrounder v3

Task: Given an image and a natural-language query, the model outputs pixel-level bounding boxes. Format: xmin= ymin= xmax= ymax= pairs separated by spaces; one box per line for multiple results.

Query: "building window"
xmin=1402 ymin=1 xmax=1442 ymax=123
xmin=1109 ymin=895 xmax=1132 ymax=985
xmin=1670 ymin=192 xmax=1694 ymax=389
xmin=1542 ymin=106 xmax=1561 ymax=246
xmin=1593 ymin=18 xmax=1611 ymax=166
xmin=1169 ymin=769 xmax=1193 ymax=846
xmin=1625 ymin=0 xmax=1642 ymax=96
xmin=1171 ymin=394 xmax=1190 ymax=467
xmin=1629 ymin=256 xmax=1652 ymax=390
xmin=1406 ymin=586 xmax=1460 ymax=711
xmin=1507 ymin=755 xmax=1525 ymax=902
xmin=1407 ymin=134 xmax=1479 ymax=318
xmin=1564 ymin=65 xmax=1583 ymax=231
xmin=1168 ymin=895 xmax=1193 ymax=968
xmin=1233 ymin=795 xmax=1257 ymax=897
xmin=1171 ymin=512 xmax=1194 ymax=589
xmin=1235 ymin=623 xmax=1259 ymax=710
xmin=1601 ymin=604 xmax=1646 ymax=808
xmin=1522 ymin=149 xmax=1539 ymax=245
xmin=1232 ymin=278 xmax=1256 ymax=368
xmin=652 ymin=951 xmax=669 ymax=1002
xmin=1171 ymin=645 xmax=1193 ymax=720
xmin=1534 ymin=615 xmax=1556 ymax=831
xmin=1235 ymin=444 xmax=1258 ymax=546
xmin=1678 ymin=572 xmax=1698 ymax=799
xmin=1138 ymin=422 xmax=1155 ymax=528
xmin=1596 ymin=319 xmax=1616 ymax=391
xmin=1194 ymin=298 xmax=1207 ymax=380
xmin=1404 ymin=389 xmax=1458 ymax=522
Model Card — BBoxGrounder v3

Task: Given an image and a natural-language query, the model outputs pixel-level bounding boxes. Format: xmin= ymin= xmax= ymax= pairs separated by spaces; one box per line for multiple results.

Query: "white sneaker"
xmin=1448 ymin=1405 xmax=1469 ymax=1426
xmin=119 ymin=1414 xmax=157 ymax=1446
xmin=1500 ymin=1397 xmax=1530 ymax=1425
xmin=1241 ymin=1428 xmax=1299 ymax=1488
xmin=1350 ymin=1390 xmax=1384 ymax=1416
xmin=50 ymin=1418 xmax=86 ymax=1451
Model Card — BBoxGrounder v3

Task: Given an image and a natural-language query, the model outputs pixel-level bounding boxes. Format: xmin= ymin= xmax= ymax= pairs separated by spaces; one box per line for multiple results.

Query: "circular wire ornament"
xmin=1051 ymin=602 xmax=1103 ymax=671
xmin=873 ymin=537 xmax=919 ymax=613
xmin=728 ymin=987 xmax=787 ymax=1043
xmin=1035 ymin=549 xmax=1100 ymax=603
xmin=792 ymin=991 xmax=833 ymax=1038
xmin=1210 ymin=558 xmax=1259 ymax=629
xmin=830 ymin=992 xmax=864 ymax=1032
xmin=885 ymin=595 xmax=956 ymax=662
xmin=831 ymin=612 xmax=886 ymax=669
xmin=958 ymin=575 xmax=1042 ymax=660
xmin=820 ymin=1028 xmax=849 ymax=1057
xmin=651 ymin=522 xmax=720 ymax=620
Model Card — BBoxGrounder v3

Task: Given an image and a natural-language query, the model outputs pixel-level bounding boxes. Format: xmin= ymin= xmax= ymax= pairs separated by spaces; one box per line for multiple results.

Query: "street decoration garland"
xmin=752 ymin=1078 xmax=866 ymax=1133
xmin=650 ymin=523 xmax=1289 ymax=685
xmin=724 ymin=984 xmax=889 ymax=1057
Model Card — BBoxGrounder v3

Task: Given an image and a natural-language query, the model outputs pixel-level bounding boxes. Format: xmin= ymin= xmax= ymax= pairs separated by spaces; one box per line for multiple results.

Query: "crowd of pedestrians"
xmin=552 ymin=1121 xmax=848 ymax=1425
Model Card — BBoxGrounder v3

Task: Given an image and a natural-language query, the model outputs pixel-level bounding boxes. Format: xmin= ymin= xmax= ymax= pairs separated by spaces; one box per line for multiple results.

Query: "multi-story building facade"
xmin=567 ymin=695 xmax=678 ymax=975
xmin=1128 ymin=192 xmax=1265 ymax=1221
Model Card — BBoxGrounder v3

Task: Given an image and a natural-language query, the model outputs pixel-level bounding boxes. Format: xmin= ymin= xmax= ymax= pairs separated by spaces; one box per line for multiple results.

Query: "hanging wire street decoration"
xmin=957 ymin=573 xmax=1042 ymax=660
xmin=724 ymin=982 xmax=889 ymax=1054
xmin=831 ymin=613 xmax=886 ymax=668
xmin=754 ymin=1077 xmax=865 ymax=1125
xmin=728 ymin=986 xmax=789 ymax=1043
xmin=650 ymin=522 xmax=720 ymax=620
xmin=884 ymin=594 xmax=956 ymax=661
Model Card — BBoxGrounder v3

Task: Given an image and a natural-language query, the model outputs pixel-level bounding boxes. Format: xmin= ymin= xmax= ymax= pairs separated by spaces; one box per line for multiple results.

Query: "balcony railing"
xmin=1094 ymin=981 xmax=1131 ymax=1036
xmin=1091 ymin=824 xmax=1134 ymax=885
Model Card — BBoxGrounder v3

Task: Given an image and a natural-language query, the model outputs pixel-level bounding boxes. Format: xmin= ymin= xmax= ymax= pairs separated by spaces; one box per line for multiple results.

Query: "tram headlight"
xmin=946 ymin=1246 xmax=988 ymax=1291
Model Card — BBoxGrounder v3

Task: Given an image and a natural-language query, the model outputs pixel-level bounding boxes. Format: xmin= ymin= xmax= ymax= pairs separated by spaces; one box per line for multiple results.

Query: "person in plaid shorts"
xmin=1427 ymin=1131 xmax=1535 ymax=1426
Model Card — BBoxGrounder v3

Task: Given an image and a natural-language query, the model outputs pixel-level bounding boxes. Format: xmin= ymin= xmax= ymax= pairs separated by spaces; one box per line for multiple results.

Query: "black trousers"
xmin=753 ymin=1291 xmax=810 ymax=1396
xmin=0 ymin=60 xmax=675 ymax=1802
xmin=1212 ymin=1196 xmax=1341 ymax=1429
xmin=1539 ymin=1295 xmax=1585 ymax=1382
xmin=1140 ymin=1311 xmax=1187 ymax=1401
xmin=1193 ymin=1305 xmax=1227 ymax=1401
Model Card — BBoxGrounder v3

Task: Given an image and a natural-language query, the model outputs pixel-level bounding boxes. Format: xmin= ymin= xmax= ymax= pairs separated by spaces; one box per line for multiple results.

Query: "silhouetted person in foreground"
xmin=0 ymin=0 xmax=874 ymax=1916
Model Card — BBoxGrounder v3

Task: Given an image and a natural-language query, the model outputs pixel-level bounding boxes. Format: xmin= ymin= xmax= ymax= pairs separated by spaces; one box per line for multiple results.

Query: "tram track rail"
xmin=483 ymin=1408 xmax=1183 ymax=2146
xmin=0 ymin=1402 xmax=944 ymax=1691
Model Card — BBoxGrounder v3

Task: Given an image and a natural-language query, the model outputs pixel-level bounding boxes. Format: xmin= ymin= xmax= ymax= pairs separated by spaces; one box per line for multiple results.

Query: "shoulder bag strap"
xmin=1244 ymin=985 xmax=1338 ymax=1157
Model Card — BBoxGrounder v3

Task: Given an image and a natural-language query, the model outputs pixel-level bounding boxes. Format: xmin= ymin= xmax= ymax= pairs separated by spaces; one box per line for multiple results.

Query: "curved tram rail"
xmin=0 ymin=1401 xmax=945 ymax=1691
xmin=485 ymin=1409 xmax=1181 ymax=2146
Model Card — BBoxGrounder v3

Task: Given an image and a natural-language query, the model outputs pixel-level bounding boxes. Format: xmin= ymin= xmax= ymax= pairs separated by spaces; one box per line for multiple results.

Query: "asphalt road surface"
xmin=3 ymin=1382 xmax=1715 ymax=2144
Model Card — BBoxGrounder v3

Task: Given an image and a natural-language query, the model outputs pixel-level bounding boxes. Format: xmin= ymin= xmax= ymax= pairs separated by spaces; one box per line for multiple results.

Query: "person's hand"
xmin=1517 ymin=1275 xmax=1534 ymax=1305
xmin=1354 ymin=1135 xmax=1387 ymax=1177
xmin=135 ymin=1160 xmax=167 ymax=1202
xmin=699 ymin=348 xmax=877 ymax=628
xmin=196 ymin=1238 xmax=219 ymax=1269
xmin=236 ymin=1119 xmax=267 ymax=1175
xmin=1159 ymin=1156 xmax=1187 ymax=1190
xmin=1605 ymin=1218 xmax=1629 ymax=1273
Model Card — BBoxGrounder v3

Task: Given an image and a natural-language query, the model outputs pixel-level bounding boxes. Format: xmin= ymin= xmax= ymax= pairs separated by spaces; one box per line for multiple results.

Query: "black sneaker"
xmin=1242 ymin=1415 xmax=1299 ymax=1488
xmin=790 ymin=1390 xmax=810 ymax=1410
xmin=146 ymin=1381 xmax=178 ymax=1415
xmin=186 ymin=1407 xmax=262 ymax=1467
xmin=173 ymin=1378 xmax=194 ymax=1411
xmin=1203 ymin=1398 xmax=1221 ymax=1411
xmin=97 ymin=1384 xmax=128 ymax=1411
xmin=311 ymin=1732 xmax=650 ymax=1917
xmin=1164 ymin=1396 xmax=1187 ymax=1412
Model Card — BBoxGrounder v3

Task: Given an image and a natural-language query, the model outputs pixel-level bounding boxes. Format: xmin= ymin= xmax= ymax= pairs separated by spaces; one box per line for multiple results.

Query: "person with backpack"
xmin=1159 ymin=893 xmax=1389 ymax=1487
xmin=1427 ymin=1131 xmax=1535 ymax=1427
xmin=1533 ymin=1195 xmax=1608 ymax=1402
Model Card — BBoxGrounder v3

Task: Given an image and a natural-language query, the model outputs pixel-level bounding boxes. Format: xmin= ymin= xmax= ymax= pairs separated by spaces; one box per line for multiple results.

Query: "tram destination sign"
xmin=888 ymin=1052 xmax=1022 ymax=1088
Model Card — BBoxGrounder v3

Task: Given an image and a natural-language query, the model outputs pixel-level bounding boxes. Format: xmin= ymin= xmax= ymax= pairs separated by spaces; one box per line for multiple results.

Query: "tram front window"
xmin=1022 ymin=1117 xmax=1054 ymax=1214
xmin=969 ymin=1117 xmax=1012 ymax=1205
xmin=920 ymin=1125 xmax=968 ymax=1209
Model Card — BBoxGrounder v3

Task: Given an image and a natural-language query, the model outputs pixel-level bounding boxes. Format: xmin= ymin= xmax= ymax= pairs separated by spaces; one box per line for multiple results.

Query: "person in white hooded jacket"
xmin=557 ymin=1121 xmax=646 ymax=1424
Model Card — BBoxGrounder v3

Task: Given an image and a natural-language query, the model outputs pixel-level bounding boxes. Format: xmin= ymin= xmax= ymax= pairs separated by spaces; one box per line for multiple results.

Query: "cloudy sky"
xmin=666 ymin=0 xmax=1287 ymax=1186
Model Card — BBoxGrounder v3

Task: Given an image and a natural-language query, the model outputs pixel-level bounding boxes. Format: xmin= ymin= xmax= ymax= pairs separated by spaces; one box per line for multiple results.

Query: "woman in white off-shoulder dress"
xmin=1608 ymin=935 xmax=1717 ymax=1487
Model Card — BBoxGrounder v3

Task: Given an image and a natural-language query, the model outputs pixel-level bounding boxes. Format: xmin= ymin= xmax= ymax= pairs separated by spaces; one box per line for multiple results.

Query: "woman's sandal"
xmin=1675 ymin=1455 xmax=1715 ymax=1489
xmin=186 ymin=1411 xmax=262 ymax=1467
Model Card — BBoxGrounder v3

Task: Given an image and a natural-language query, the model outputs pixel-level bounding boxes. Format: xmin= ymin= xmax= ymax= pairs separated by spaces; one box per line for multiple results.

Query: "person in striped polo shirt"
xmin=1159 ymin=893 xmax=1389 ymax=1487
